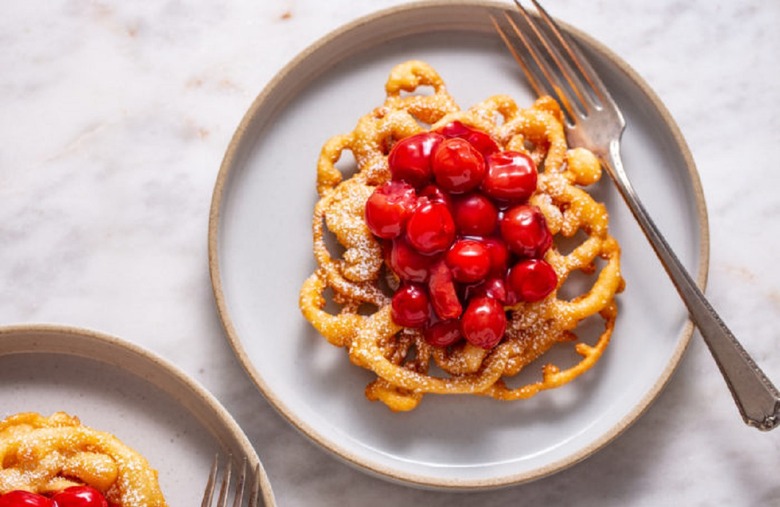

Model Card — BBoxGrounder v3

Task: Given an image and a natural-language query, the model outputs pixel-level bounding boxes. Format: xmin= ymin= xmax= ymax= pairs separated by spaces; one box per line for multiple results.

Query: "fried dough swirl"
xmin=300 ymin=60 xmax=623 ymax=411
xmin=0 ymin=412 xmax=167 ymax=506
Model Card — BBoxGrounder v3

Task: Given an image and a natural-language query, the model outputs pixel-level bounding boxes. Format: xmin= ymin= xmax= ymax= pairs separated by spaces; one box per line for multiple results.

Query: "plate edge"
xmin=0 ymin=323 xmax=277 ymax=506
xmin=206 ymin=0 xmax=709 ymax=490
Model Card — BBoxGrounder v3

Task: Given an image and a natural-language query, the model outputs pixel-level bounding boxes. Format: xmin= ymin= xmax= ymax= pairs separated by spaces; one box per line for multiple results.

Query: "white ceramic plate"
xmin=0 ymin=325 xmax=276 ymax=506
xmin=209 ymin=0 xmax=708 ymax=489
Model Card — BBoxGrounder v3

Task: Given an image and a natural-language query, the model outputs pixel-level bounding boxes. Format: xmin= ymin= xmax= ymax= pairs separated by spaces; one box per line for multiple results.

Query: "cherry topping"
xmin=437 ymin=121 xmax=499 ymax=156
xmin=445 ymin=239 xmax=491 ymax=284
xmin=451 ymin=193 xmax=498 ymax=236
xmin=0 ymin=491 xmax=54 ymax=507
xmin=386 ymin=237 xmax=436 ymax=283
xmin=507 ymin=259 xmax=558 ymax=302
xmin=500 ymin=204 xmax=552 ymax=258
xmin=428 ymin=262 xmax=462 ymax=320
xmin=391 ymin=283 xmax=430 ymax=328
xmin=365 ymin=122 xmax=557 ymax=350
xmin=480 ymin=237 xmax=510 ymax=276
xmin=461 ymin=297 xmax=507 ymax=349
xmin=423 ymin=319 xmax=463 ymax=347
xmin=388 ymin=132 xmax=443 ymax=188
xmin=431 ymin=138 xmax=486 ymax=194
xmin=464 ymin=276 xmax=508 ymax=303
xmin=405 ymin=198 xmax=456 ymax=255
xmin=364 ymin=181 xmax=417 ymax=239
xmin=52 ymin=486 xmax=109 ymax=507
xmin=418 ymin=184 xmax=452 ymax=207
xmin=482 ymin=151 xmax=538 ymax=203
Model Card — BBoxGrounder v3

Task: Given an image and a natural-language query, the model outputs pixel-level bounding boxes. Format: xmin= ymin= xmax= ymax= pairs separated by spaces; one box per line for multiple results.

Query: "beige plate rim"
xmin=0 ymin=323 xmax=277 ymax=506
xmin=208 ymin=0 xmax=708 ymax=490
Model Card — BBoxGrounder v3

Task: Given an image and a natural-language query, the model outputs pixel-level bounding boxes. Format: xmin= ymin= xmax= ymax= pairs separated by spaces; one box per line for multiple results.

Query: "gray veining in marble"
xmin=1 ymin=1 xmax=779 ymax=505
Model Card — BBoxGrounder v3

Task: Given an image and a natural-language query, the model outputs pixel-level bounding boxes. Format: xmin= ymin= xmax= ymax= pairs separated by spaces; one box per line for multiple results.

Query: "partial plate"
xmin=209 ymin=0 xmax=707 ymax=489
xmin=0 ymin=325 xmax=276 ymax=506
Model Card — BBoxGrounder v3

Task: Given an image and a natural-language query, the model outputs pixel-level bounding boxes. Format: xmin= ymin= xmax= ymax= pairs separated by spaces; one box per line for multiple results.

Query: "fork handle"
xmin=604 ymin=140 xmax=780 ymax=430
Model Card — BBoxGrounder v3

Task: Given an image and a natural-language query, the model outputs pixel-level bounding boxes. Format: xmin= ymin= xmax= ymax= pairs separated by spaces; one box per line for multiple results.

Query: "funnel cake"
xmin=0 ymin=412 xmax=167 ymax=506
xmin=299 ymin=60 xmax=623 ymax=412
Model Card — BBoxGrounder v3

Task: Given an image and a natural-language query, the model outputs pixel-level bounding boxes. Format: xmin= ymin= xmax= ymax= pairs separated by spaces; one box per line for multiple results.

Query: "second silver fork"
xmin=201 ymin=455 xmax=261 ymax=507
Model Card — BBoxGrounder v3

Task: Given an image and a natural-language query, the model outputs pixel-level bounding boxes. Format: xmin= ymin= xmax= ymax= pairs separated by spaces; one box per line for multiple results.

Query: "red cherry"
xmin=445 ymin=239 xmax=491 ymax=284
xmin=437 ymin=121 xmax=499 ymax=156
xmin=507 ymin=259 xmax=558 ymax=302
xmin=423 ymin=319 xmax=463 ymax=347
xmin=451 ymin=193 xmax=499 ymax=236
xmin=481 ymin=237 xmax=510 ymax=276
xmin=386 ymin=237 xmax=436 ymax=282
xmin=464 ymin=276 xmax=508 ymax=303
xmin=436 ymin=121 xmax=471 ymax=138
xmin=431 ymin=138 xmax=486 ymax=194
xmin=500 ymin=205 xmax=552 ymax=258
xmin=364 ymin=181 xmax=417 ymax=239
xmin=418 ymin=184 xmax=452 ymax=207
xmin=0 ymin=491 xmax=55 ymax=507
xmin=405 ymin=198 xmax=456 ymax=255
xmin=391 ymin=283 xmax=430 ymax=328
xmin=388 ymin=132 xmax=444 ymax=187
xmin=428 ymin=262 xmax=462 ymax=320
xmin=461 ymin=297 xmax=507 ymax=349
xmin=52 ymin=486 xmax=108 ymax=507
xmin=482 ymin=151 xmax=538 ymax=203
xmin=379 ymin=124 xmax=556 ymax=351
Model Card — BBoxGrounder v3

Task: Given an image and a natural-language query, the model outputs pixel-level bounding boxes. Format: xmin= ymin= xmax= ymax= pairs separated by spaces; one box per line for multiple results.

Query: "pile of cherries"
xmin=365 ymin=121 xmax=557 ymax=350
xmin=0 ymin=487 xmax=112 ymax=507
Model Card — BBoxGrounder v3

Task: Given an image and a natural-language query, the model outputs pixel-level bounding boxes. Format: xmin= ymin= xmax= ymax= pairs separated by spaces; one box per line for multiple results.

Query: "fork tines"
xmin=491 ymin=0 xmax=609 ymax=122
xmin=246 ymin=463 xmax=261 ymax=507
xmin=202 ymin=454 xmax=260 ymax=507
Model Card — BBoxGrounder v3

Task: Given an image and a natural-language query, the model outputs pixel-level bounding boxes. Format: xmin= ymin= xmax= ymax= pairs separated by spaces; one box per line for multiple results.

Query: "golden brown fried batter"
xmin=0 ymin=412 xmax=167 ymax=506
xmin=300 ymin=60 xmax=623 ymax=411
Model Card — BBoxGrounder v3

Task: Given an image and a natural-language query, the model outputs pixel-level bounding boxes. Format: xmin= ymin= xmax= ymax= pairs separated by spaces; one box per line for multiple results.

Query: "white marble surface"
xmin=1 ymin=0 xmax=779 ymax=505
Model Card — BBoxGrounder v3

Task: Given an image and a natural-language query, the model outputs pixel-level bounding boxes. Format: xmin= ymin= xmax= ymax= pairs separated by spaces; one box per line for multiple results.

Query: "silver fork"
xmin=493 ymin=0 xmax=780 ymax=430
xmin=201 ymin=455 xmax=261 ymax=507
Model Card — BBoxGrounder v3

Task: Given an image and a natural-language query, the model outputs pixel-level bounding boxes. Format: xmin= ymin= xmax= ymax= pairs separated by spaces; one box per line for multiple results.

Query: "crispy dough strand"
xmin=300 ymin=61 xmax=623 ymax=411
xmin=0 ymin=412 xmax=167 ymax=506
